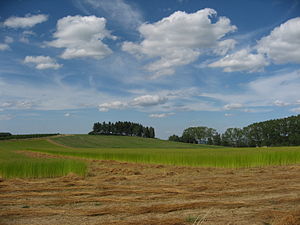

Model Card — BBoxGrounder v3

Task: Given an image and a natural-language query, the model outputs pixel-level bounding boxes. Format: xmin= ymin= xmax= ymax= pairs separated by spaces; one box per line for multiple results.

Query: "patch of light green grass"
xmin=0 ymin=159 xmax=87 ymax=178
xmin=33 ymin=140 xmax=300 ymax=168
xmin=1 ymin=137 xmax=300 ymax=170
xmin=0 ymin=139 xmax=87 ymax=178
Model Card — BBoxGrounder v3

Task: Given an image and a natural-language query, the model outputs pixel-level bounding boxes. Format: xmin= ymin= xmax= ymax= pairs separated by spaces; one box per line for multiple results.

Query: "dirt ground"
xmin=1 ymin=154 xmax=300 ymax=225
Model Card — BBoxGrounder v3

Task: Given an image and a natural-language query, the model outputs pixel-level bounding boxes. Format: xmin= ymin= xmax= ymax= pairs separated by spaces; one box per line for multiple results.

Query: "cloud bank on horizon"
xmin=0 ymin=0 xmax=299 ymax=137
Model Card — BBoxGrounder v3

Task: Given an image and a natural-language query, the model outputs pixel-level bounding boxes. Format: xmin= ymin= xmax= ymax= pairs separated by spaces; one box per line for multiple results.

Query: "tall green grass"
xmin=0 ymin=139 xmax=87 ymax=178
xmin=32 ymin=140 xmax=300 ymax=168
xmin=1 ymin=137 xmax=300 ymax=173
xmin=0 ymin=159 xmax=86 ymax=178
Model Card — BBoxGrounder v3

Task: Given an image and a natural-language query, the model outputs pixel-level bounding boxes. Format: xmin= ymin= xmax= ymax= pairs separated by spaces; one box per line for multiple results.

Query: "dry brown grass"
xmin=0 ymin=158 xmax=300 ymax=225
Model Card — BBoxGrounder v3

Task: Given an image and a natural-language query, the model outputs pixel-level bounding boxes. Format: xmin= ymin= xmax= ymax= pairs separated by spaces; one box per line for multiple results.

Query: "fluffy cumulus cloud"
xmin=149 ymin=112 xmax=174 ymax=118
xmin=24 ymin=56 xmax=62 ymax=70
xmin=3 ymin=14 xmax=48 ymax=28
xmin=257 ymin=17 xmax=300 ymax=64
xmin=208 ymin=49 xmax=269 ymax=72
xmin=98 ymin=95 xmax=167 ymax=112
xmin=98 ymin=101 xmax=127 ymax=112
xmin=122 ymin=8 xmax=236 ymax=78
xmin=131 ymin=95 xmax=167 ymax=106
xmin=48 ymin=15 xmax=116 ymax=59
xmin=209 ymin=17 xmax=300 ymax=72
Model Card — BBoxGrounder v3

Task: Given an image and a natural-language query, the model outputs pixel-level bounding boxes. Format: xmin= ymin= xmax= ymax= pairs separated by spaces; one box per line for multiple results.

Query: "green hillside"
xmin=1 ymin=136 xmax=300 ymax=178
xmin=50 ymin=135 xmax=222 ymax=149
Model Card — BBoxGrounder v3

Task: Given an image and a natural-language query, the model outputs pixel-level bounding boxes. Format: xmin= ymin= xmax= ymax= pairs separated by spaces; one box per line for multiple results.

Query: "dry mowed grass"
xmin=1 ymin=156 xmax=300 ymax=225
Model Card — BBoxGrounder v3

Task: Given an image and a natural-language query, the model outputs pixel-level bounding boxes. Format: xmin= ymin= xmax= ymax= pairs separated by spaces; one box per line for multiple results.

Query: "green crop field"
xmin=51 ymin=134 xmax=222 ymax=149
xmin=0 ymin=139 xmax=87 ymax=178
xmin=1 ymin=134 xmax=300 ymax=179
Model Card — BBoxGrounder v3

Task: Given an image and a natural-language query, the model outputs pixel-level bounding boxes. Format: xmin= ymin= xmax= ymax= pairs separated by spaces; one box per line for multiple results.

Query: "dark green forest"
xmin=169 ymin=114 xmax=300 ymax=147
xmin=89 ymin=121 xmax=155 ymax=138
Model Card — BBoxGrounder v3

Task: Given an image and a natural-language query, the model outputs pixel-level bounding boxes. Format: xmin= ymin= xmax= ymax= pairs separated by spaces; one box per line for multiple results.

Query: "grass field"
xmin=1 ymin=135 xmax=300 ymax=225
xmin=0 ymin=138 xmax=87 ymax=178
xmin=51 ymin=134 xmax=222 ymax=148
xmin=1 ymin=135 xmax=300 ymax=179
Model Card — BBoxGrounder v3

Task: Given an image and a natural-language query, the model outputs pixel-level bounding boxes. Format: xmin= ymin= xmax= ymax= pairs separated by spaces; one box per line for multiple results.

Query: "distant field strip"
xmin=50 ymin=135 xmax=222 ymax=149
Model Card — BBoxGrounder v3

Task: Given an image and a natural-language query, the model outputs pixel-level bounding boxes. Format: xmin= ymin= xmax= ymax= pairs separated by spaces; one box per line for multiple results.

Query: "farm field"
xmin=0 ymin=135 xmax=300 ymax=224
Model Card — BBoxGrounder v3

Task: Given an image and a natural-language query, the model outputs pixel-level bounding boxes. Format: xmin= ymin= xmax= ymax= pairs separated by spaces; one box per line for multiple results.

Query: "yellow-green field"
xmin=0 ymin=135 xmax=300 ymax=178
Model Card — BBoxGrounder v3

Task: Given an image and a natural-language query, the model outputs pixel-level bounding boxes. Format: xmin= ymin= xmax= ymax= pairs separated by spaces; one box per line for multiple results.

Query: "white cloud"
xmin=257 ymin=17 xmax=300 ymax=64
xmin=149 ymin=112 xmax=175 ymax=118
xmin=0 ymin=77 xmax=114 ymax=111
xmin=48 ymin=15 xmax=116 ymax=59
xmin=131 ymin=95 xmax=167 ymax=106
xmin=248 ymin=70 xmax=300 ymax=102
xmin=208 ymin=49 xmax=269 ymax=72
xmin=98 ymin=101 xmax=127 ymax=112
xmin=0 ymin=36 xmax=13 ymax=51
xmin=208 ymin=17 xmax=300 ymax=73
xmin=98 ymin=95 xmax=167 ymax=112
xmin=5 ymin=36 xmax=13 ymax=44
xmin=0 ymin=101 xmax=34 ymax=110
xmin=3 ymin=14 xmax=48 ymax=28
xmin=242 ymin=108 xmax=272 ymax=113
xmin=0 ymin=114 xmax=13 ymax=121
xmin=122 ymin=8 xmax=236 ymax=78
xmin=0 ymin=44 xmax=9 ymax=51
xmin=213 ymin=39 xmax=237 ymax=56
xmin=24 ymin=56 xmax=62 ymax=70
xmin=273 ymin=100 xmax=290 ymax=107
xmin=19 ymin=31 xmax=35 ymax=43
xmin=291 ymin=107 xmax=300 ymax=113
xmin=201 ymin=70 xmax=300 ymax=108
xmin=0 ymin=102 xmax=13 ymax=108
xmin=82 ymin=0 xmax=143 ymax=29
xmin=224 ymin=103 xmax=243 ymax=110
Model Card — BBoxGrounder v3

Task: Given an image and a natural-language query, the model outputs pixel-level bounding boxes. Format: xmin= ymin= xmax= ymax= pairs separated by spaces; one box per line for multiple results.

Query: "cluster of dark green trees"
xmin=89 ymin=121 xmax=155 ymax=138
xmin=169 ymin=114 xmax=300 ymax=147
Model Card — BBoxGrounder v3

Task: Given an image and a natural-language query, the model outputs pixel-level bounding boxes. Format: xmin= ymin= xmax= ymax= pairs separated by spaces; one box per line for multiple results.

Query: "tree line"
xmin=89 ymin=121 xmax=155 ymax=138
xmin=169 ymin=114 xmax=300 ymax=147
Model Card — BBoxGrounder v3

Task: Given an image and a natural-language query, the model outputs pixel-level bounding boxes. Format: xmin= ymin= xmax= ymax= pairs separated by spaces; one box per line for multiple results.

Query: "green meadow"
xmin=0 ymin=139 xmax=87 ymax=178
xmin=1 ymin=135 xmax=300 ymax=179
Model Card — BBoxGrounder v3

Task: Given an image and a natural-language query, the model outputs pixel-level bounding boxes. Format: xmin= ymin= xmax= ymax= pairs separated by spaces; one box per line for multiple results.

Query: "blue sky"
xmin=0 ymin=0 xmax=300 ymax=139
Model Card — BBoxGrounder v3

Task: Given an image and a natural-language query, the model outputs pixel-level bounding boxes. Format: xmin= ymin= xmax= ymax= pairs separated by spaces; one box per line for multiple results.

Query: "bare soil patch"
xmin=0 ymin=159 xmax=300 ymax=225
